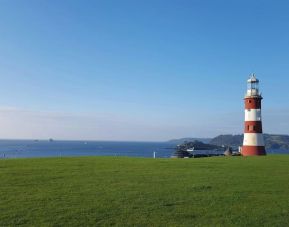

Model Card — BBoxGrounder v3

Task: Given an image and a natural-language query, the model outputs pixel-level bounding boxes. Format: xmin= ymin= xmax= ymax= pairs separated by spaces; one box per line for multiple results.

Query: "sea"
xmin=0 ymin=140 xmax=288 ymax=159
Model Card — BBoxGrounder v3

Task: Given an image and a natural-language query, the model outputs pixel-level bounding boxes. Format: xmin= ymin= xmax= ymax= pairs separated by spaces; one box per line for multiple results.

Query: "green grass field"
xmin=1 ymin=155 xmax=289 ymax=226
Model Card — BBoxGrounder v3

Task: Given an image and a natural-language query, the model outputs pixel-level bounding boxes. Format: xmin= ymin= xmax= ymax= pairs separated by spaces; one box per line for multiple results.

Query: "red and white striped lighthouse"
xmin=242 ymin=74 xmax=266 ymax=156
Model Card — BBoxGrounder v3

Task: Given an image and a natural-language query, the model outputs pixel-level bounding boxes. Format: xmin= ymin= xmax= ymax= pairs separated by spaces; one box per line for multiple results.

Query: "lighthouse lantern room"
xmin=242 ymin=74 xmax=266 ymax=156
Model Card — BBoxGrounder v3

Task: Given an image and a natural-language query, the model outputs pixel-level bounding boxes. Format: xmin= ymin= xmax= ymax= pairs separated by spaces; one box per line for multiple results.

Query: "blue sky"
xmin=1 ymin=0 xmax=289 ymax=141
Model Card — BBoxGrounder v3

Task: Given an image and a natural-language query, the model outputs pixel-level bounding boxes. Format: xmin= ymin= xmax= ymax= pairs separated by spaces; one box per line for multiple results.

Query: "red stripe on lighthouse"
xmin=242 ymin=146 xmax=266 ymax=156
xmin=244 ymin=121 xmax=263 ymax=133
xmin=244 ymin=98 xmax=262 ymax=109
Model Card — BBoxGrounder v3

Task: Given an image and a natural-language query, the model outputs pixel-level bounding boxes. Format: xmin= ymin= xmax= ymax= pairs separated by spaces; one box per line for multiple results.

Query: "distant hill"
xmin=180 ymin=140 xmax=223 ymax=150
xmin=169 ymin=134 xmax=289 ymax=150
xmin=210 ymin=135 xmax=243 ymax=147
xmin=210 ymin=134 xmax=289 ymax=150
xmin=168 ymin=138 xmax=212 ymax=144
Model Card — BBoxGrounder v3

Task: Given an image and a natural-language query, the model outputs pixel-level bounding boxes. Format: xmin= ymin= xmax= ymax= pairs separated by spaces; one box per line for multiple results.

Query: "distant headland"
xmin=168 ymin=134 xmax=289 ymax=150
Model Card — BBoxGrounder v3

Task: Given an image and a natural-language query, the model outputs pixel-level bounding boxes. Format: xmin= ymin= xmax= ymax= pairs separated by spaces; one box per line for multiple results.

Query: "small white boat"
xmin=186 ymin=147 xmax=195 ymax=152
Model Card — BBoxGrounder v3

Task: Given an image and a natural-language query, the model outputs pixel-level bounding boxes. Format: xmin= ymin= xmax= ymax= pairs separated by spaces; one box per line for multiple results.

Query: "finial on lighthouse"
xmin=247 ymin=73 xmax=259 ymax=83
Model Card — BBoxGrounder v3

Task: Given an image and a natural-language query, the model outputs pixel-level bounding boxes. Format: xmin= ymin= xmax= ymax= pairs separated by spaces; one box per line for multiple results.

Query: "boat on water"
xmin=186 ymin=147 xmax=195 ymax=152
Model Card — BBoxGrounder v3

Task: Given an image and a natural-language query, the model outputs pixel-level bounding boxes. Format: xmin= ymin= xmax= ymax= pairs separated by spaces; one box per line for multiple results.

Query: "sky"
xmin=1 ymin=0 xmax=289 ymax=141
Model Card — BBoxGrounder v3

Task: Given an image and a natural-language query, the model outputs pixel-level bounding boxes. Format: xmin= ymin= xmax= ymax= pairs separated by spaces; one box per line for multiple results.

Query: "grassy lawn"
xmin=1 ymin=155 xmax=289 ymax=226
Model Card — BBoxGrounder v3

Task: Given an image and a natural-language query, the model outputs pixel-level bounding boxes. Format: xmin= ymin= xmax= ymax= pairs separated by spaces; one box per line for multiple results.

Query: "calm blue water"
xmin=0 ymin=140 xmax=177 ymax=158
xmin=0 ymin=140 xmax=288 ymax=159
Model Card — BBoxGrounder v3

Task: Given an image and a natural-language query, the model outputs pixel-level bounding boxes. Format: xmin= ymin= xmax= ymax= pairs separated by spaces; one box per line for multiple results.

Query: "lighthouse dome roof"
xmin=247 ymin=74 xmax=259 ymax=83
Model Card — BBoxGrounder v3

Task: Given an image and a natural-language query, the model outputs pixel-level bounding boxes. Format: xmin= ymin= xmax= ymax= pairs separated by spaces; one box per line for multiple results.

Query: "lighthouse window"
xmin=249 ymin=125 xmax=255 ymax=131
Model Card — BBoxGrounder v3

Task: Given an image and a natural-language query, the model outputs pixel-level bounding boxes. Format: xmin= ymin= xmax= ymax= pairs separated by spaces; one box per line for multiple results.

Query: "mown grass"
xmin=0 ymin=155 xmax=289 ymax=226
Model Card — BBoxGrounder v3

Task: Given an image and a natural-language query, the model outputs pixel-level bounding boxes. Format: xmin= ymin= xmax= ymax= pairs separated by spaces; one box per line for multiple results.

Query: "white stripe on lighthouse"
xmin=243 ymin=133 xmax=265 ymax=146
xmin=245 ymin=109 xmax=262 ymax=121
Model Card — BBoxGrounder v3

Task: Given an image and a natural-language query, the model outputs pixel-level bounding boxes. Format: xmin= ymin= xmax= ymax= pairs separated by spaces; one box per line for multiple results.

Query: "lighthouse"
xmin=242 ymin=74 xmax=266 ymax=156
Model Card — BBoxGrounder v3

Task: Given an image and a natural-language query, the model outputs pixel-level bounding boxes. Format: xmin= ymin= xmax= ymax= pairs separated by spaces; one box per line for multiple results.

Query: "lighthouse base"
xmin=242 ymin=146 xmax=266 ymax=156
